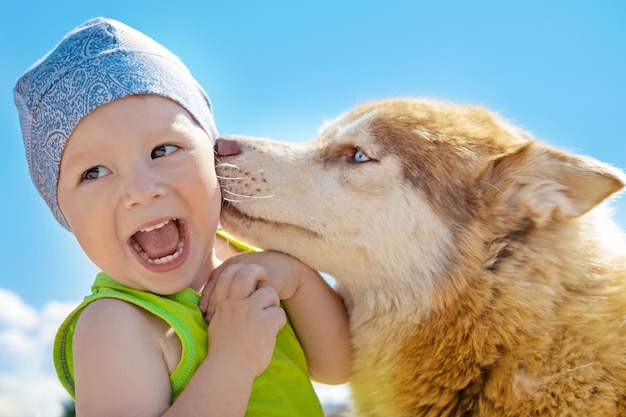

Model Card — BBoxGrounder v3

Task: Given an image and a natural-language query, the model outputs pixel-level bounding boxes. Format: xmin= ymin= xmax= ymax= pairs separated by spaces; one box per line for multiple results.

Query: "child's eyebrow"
xmin=170 ymin=116 xmax=196 ymax=135
xmin=60 ymin=151 xmax=93 ymax=172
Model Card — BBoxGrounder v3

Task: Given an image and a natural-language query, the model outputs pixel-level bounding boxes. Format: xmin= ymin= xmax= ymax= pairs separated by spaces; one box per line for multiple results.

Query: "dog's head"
xmin=216 ymin=98 xmax=625 ymax=311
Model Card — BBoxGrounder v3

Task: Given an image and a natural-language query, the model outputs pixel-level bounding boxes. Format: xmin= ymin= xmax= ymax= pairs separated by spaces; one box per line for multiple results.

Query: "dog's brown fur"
xmin=215 ymin=98 xmax=626 ymax=416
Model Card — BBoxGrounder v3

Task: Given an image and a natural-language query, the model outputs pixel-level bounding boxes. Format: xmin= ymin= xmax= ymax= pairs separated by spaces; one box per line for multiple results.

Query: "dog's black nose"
xmin=214 ymin=137 xmax=243 ymax=157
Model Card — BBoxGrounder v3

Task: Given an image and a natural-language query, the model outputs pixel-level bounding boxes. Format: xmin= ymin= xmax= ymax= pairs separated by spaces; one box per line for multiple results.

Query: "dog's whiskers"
xmin=223 ymin=197 xmax=257 ymax=204
xmin=222 ymin=189 xmax=275 ymax=200
xmin=216 ymin=174 xmax=247 ymax=181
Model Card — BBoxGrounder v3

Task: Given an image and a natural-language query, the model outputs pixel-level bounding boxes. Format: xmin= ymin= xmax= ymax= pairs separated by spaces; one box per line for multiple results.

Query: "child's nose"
xmin=123 ymin=164 xmax=165 ymax=208
xmin=214 ymin=137 xmax=242 ymax=157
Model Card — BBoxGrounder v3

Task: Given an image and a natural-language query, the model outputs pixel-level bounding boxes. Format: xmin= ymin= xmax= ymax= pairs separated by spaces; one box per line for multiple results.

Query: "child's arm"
xmin=201 ymin=251 xmax=352 ymax=385
xmin=72 ymin=266 xmax=284 ymax=417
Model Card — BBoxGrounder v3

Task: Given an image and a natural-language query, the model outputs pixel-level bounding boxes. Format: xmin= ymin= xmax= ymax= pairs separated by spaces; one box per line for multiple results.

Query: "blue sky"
xmin=1 ymin=1 xmax=625 ymax=416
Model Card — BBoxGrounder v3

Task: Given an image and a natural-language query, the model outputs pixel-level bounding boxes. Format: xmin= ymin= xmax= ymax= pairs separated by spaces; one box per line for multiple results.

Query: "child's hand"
xmin=205 ymin=263 xmax=287 ymax=378
xmin=200 ymin=251 xmax=305 ymax=319
xmin=202 ymin=251 xmax=352 ymax=385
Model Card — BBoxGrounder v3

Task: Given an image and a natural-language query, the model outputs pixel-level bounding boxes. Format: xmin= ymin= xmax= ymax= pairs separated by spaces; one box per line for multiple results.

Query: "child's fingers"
xmin=199 ymin=274 xmax=218 ymax=313
xmin=248 ymin=284 xmax=281 ymax=310
xmin=199 ymin=264 xmax=245 ymax=313
xmin=202 ymin=264 xmax=269 ymax=320
xmin=248 ymin=286 xmax=286 ymax=336
xmin=263 ymin=305 xmax=287 ymax=334
xmin=227 ymin=264 xmax=269 ymax=300
xmin=248 ymin=286 xmax=287 ymax=334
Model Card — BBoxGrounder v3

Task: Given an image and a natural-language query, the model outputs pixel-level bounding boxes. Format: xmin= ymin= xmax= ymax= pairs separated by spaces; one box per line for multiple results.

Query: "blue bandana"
xmin=13 ymin=17 xmax=217 ymax=231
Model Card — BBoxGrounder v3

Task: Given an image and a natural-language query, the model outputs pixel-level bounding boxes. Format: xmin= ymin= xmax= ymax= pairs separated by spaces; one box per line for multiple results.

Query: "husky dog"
xmin=215 ymin=98 xmax=626 ymax=416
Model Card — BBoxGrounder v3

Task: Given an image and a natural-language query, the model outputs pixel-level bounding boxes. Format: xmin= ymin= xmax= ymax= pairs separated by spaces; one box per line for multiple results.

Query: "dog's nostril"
xmin=215 ymin=137 xmax=243 ymax=157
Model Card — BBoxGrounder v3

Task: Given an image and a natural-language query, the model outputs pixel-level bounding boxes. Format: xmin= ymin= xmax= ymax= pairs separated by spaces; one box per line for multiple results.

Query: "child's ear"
xmin=482 ymin=143 xmax=625 ymax=225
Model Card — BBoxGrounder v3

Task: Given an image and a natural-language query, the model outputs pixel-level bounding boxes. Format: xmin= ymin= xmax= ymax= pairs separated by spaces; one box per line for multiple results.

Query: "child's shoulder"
xmin=78 ymin=297 xmax=153 ymax=328
xmin=75 ymin=298 xmax=161 ymax=351
xmin=68 ymin=300 xmax=180 ymax=412
xmin=74 ymin=297 xmax=182 ymax=372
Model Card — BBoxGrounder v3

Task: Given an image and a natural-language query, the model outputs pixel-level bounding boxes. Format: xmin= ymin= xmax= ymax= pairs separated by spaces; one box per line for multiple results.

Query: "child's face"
xmin=57 ymin=95 xmax=221 ymax=294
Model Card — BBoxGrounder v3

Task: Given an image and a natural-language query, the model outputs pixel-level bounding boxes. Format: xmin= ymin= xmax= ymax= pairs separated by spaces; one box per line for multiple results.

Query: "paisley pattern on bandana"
xmin=13 ymin=17 xmax=217 ymax=231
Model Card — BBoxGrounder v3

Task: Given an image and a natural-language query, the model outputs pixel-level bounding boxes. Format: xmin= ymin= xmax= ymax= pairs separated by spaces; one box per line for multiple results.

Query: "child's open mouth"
xmin=130 ymin=219 xmax=185 ymax=265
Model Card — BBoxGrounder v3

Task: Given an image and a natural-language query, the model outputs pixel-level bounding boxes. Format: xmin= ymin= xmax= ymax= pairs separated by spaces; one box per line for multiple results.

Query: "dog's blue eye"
xmin=353 ymin=149 xmax=371 ymax=163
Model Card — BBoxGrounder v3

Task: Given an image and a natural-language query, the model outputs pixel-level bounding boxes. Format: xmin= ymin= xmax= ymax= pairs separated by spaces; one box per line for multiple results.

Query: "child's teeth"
xmin=132 ymin=239 xmax=185 ymax=265
xmin=132 ymin=220 xmax=185 ymax=265
xmin=141 ymin=219 xmax=172 ymax=233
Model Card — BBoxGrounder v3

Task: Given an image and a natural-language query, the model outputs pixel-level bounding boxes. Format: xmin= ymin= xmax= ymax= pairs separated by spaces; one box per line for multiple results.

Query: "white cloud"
xmin=313 ymin=382 xmax=351 ymax=414
xmin=0 ymin=374 xmax=69 ymax=417
xmin=0 ymin=289 xmax=38 ymax=329
xmin=0 ymin=289 xmax=75 ymax=417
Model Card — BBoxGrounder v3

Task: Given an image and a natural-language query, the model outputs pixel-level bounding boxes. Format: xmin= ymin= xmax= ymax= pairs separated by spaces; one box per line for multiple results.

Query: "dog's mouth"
xmin=221 ymin=200 xmax=321 ymax=239
xmin=130 ymin=219 xmax=185 ymax=265
xmin=221 ymin=200 xmax=271 ymax=227
xmin=220 ymin=200 xmax=250 ymax=219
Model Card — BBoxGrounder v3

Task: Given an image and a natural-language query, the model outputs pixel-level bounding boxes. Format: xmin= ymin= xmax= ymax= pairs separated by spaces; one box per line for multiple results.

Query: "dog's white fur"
xmin=215 ymin=98 xmax=626 ymax=416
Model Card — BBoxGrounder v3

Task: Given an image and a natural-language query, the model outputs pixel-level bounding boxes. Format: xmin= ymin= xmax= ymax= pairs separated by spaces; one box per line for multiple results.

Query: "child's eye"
xmin=353 ymin=149 xmax=371 ymax=163
xmin=151 ymin=144 xmax=179 ymax=159
xmin=81 ymin=166 xmax=111 ymax=181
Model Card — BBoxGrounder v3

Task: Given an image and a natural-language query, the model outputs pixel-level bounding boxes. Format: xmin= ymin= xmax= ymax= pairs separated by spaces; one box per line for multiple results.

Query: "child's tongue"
xmin=134 ymin=221 xmax=180 ymax=259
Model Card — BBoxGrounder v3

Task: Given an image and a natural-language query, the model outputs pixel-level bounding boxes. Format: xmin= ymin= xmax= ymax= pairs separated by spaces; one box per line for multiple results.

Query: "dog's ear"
xmin=483 ymin=143 xmax=625 ymax=223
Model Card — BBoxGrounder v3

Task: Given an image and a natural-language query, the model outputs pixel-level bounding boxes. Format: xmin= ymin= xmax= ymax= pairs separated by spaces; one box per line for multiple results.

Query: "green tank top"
xmin=54 ymin=230 xmax=324 ymax=416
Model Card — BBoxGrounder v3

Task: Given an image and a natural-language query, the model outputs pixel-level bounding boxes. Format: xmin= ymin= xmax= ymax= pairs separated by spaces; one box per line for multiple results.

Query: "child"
xmin=13 ymin=17 xmax=351 ymax=416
